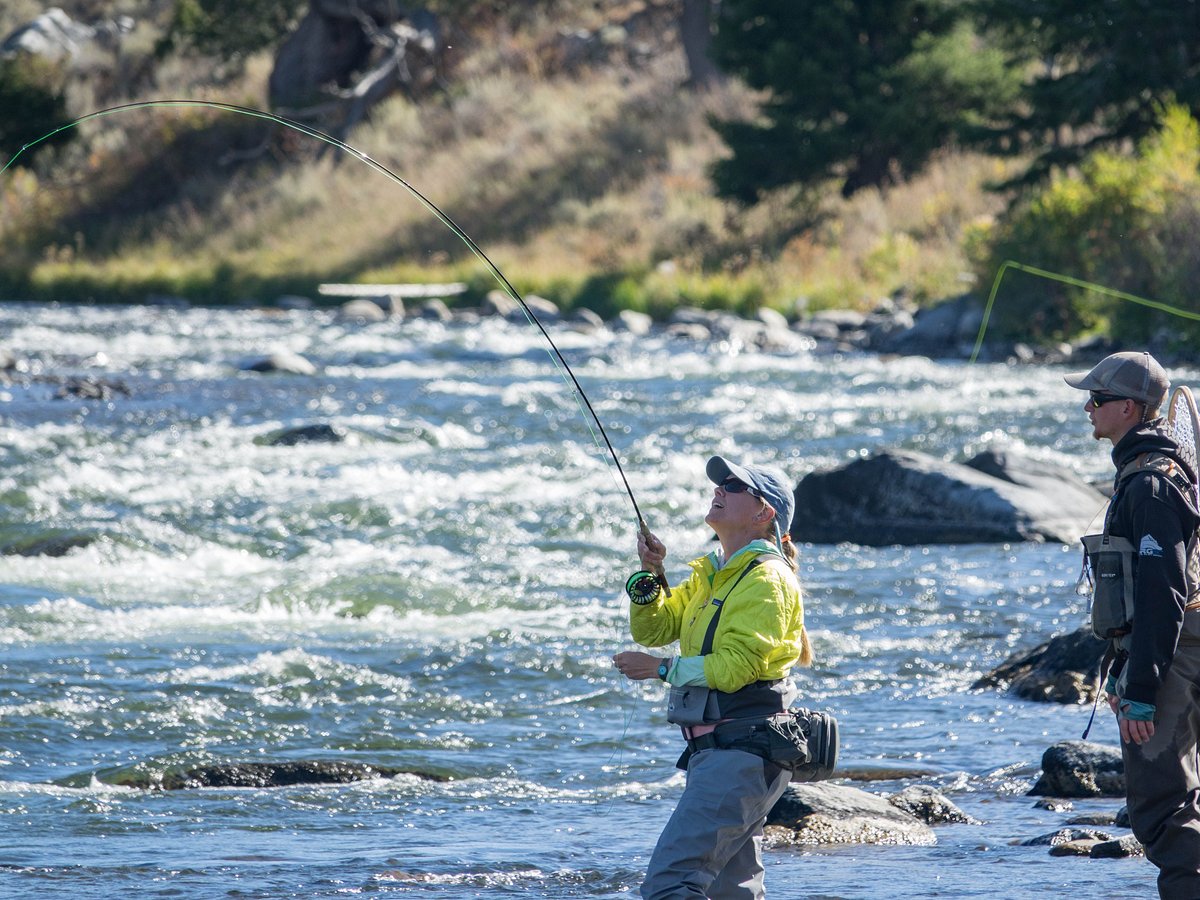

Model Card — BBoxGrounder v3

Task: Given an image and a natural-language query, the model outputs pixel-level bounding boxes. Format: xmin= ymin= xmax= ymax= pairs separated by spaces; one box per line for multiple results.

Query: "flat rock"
xmin=766 ymin=782 xmax=937 ymax=846
xmin=1021 ymin=827 xmax=1113 ymax=847
xmin=888 ymin=785 xmax=980 ymax=825
xmin=106 ymin=760 xmax=448 ymax=790
xmin=1091 ymin=835 xmax=1143 ymax=858
xmin=239 ymin=350 xmax=318 ymax=375
xmin=263 ymin=423 xmax=348 ymax=446
xmin=1049 ymin=838 xmax=1103 ymax=856
xmin=0 ymin=529 xmax=99 ymax=557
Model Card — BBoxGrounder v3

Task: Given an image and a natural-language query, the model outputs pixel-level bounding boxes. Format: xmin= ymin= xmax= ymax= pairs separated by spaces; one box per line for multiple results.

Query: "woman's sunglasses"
xmin=721 ymin=476 xmax=763 ymax=498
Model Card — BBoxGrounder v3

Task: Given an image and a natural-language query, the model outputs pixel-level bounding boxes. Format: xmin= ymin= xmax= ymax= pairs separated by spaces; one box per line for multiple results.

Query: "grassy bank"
xmin=0 ymin=7 xmax=1017 ymax=317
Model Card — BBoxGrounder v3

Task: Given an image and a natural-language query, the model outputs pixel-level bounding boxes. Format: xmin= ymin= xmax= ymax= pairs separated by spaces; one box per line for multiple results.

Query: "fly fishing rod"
xmin=1 ymin=99 xmax=671 ymax=594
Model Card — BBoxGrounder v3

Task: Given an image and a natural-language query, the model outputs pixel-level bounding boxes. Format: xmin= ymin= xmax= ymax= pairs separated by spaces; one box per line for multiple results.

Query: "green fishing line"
xmin=970 ymin=260 xmax=1200 ymax=364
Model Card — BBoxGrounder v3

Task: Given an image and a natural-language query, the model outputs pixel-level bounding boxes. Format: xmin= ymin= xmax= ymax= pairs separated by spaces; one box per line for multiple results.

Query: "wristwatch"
xmin=657 ymin=658 xmax=671 ymax=681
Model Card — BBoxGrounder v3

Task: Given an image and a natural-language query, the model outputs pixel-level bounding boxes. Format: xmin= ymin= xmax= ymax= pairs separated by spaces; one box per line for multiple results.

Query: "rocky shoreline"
xmin=0 ymin=287 xmax=1144 ymax=375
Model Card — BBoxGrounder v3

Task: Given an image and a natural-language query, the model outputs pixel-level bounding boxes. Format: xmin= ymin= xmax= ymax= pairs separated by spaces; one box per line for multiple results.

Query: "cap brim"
xmin=706 ymin=455 xmax=756 ymax=488
xmin=1064 ymin=371 xmax=1104 ymax=391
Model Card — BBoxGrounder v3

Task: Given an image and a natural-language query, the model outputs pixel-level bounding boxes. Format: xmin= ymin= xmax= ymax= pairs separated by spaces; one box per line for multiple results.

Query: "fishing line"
xmin=4 ymin=98 xmax=660 ymax=790
xmin=1 ymin=99 xmax=669 ymax=574
xmin=969 ymin=259 xmax=1200 ymax=364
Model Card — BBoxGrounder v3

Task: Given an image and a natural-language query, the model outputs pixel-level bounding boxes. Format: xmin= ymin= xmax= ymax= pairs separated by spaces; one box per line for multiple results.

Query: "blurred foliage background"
xmin=2 ymin=0 xmax=1199 ymax=348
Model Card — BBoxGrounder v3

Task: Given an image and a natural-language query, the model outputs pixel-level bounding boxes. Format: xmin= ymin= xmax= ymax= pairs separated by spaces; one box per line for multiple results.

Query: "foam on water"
xmin=0 ymin=303 xmax=1166 ymax=898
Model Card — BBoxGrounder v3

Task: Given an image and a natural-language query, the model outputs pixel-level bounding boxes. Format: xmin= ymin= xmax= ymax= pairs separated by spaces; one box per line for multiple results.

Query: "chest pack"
xmin=1081 ymin=452 xmax=1200 ymax=641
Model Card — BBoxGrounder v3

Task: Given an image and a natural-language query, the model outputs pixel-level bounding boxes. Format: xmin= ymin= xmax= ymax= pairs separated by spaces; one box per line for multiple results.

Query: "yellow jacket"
xmin=629 ymin=544 xmax=808 ymax=694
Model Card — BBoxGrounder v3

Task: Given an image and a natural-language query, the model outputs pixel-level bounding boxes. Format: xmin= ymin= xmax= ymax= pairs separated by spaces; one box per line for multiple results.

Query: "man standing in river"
xmin=1066 ymin=351 xmax=1200 ymax=899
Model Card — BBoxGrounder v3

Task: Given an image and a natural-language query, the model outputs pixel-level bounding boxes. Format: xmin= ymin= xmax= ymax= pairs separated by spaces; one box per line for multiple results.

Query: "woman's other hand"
xmin=613 ymin=651 xmax=663 ymax=681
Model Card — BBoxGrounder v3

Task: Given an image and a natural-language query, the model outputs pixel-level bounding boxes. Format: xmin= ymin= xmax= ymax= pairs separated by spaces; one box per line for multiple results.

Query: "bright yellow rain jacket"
xmin=629 ymin=545 xmax=807 ymax=694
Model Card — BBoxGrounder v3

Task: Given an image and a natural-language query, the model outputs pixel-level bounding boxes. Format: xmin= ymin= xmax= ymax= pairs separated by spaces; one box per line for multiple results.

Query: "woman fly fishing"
xmin=613 ymin=455 xmax=815 ymax=900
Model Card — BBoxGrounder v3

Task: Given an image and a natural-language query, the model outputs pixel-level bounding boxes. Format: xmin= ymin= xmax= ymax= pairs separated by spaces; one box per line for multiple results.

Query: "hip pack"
xmin=692 ymin=708 xmax=839 ymax=782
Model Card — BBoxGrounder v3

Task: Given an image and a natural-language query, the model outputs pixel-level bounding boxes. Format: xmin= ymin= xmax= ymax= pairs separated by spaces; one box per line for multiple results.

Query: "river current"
xmin=0 ymin=302 xmax=1169 ymax=898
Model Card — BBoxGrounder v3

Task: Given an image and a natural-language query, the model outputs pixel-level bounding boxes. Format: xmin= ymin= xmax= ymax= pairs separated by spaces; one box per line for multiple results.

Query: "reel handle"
xmin=638 ymin=520 xmax=671 ymax=598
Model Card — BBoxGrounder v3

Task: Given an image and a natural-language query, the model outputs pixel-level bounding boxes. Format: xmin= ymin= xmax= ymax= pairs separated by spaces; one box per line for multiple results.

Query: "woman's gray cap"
xmin=1064 ymin=351 xmax=1169 ymax=407
xmin=706 ymin=455 xmax=795 ymax=533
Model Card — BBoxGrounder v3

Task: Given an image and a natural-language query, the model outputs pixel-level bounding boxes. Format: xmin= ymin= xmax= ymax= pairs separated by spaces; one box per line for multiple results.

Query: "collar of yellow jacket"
xmin=692 ymin=539 xmax=786 ymax=586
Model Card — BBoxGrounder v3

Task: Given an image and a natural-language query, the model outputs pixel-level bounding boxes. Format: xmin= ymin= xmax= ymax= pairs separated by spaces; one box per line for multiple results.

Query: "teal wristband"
xmin=1118 ymin=700 xmax=1156 ymax=722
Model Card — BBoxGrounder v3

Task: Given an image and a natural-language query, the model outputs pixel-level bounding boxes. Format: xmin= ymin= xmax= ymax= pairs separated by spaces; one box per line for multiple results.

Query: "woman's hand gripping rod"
xmin=635 ymin=520 xmax=671 ymax=599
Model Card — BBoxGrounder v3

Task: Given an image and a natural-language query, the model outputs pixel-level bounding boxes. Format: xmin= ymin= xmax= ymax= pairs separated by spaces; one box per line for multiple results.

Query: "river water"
xmin=0 ymin=302 xmax=1168 ymax=898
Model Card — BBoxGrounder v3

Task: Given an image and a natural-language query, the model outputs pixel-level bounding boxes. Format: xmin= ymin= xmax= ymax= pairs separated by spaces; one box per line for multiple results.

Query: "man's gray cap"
xmin=1064 ymin=351 xmax=1169 ymax=408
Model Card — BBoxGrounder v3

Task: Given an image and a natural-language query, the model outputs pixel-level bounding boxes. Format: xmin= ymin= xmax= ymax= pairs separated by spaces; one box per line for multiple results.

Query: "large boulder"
xmin=766 ymin=782 xmax=937 ymax=846
xmin=1029 ymin=741 xmax=1125 ymax=798
xmin=791 ymin=448 xmax=1107 ymax=545
xmin=973 ymin=627 xmax=1106 ymax=704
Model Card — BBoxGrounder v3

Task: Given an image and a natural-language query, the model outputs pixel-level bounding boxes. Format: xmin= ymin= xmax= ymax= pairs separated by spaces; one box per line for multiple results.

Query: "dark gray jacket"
xmin=1107 ymin=422 xmax=1200 ymax=705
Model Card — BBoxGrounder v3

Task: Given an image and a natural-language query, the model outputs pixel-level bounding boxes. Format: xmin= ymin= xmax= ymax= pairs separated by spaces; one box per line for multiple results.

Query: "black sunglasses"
xmin=1089 ymin=391 xmax=1129 ymax=407
xmin=721 ymin=476 xmax=762 ymax=498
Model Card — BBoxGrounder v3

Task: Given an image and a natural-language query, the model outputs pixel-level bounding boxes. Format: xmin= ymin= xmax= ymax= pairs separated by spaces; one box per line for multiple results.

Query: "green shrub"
xmin=973 ymin=104 xmax=1200 ymax=346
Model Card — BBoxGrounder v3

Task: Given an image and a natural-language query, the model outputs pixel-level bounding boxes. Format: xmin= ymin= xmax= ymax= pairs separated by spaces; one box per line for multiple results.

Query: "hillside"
xmin=0 ymin=1 xmax=1017 ymax=315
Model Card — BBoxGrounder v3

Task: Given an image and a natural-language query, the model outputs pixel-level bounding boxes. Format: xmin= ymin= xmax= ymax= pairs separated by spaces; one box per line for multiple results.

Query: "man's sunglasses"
xmin=721 ymin=477 xmax=762 ymax=498
xmin=1089 ymin=391 xmax=1129 ymax=407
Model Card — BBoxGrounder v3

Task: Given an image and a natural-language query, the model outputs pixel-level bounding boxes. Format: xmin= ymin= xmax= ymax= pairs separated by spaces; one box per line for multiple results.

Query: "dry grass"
xmin=2 ymin=0 xmax=1016 ymax=313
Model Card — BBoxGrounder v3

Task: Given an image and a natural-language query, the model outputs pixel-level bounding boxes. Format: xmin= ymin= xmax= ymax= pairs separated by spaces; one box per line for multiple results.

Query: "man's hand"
xmin=1115 ymin=697 xmax=1157 ymax=745
xmin=612 ymin=651 xmax=662 ymax=681
xmin=1119 ymin=717 xmax=1156 ymax=745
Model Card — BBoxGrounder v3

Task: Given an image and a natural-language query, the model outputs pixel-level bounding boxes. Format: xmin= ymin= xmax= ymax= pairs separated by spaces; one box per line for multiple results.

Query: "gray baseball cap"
xmin=1064 ymin=351 xmax=1169 ymax=408
xmin=706 ymin=456 xmax=795 ymax=546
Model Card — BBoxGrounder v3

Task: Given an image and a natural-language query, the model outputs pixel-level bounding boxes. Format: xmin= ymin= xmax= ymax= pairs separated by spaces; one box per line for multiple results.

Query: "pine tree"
xmin=708 ymin=0 xmax=1017 ymax=200
xmin=978 ymin=0 xmax=1200 ymax=186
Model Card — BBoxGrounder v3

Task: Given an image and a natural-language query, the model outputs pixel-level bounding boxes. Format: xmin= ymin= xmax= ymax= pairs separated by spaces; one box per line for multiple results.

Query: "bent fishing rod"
xmin=2 ymin=98 xmax=671 ymax=593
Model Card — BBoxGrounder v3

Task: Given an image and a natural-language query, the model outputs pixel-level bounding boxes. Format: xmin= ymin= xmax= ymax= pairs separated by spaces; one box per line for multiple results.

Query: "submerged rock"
xmin=1022 ymin=827 xmax=1113 ymax=846
xmin=1029 ymin=741 xmax=1125 ymax=798
xmin=766 ymin=782 xmax=937 ymax=846
xmin=0 ymin=529 xmax=99 ymax=557
xmin=973 ymin=627 xmax=1105 ymax=704
xmin=1091 ymin=835 xmax=1144 ymax=858
xmin=791 ymin=448 xmax=1106 ymax=545
xmin=263 ymin=423 xmax=348 ymax=446
xmin=239 ymin=350 xmax=318 ymax=375
xmin=110 ymin=760 xmax=448 ymax=790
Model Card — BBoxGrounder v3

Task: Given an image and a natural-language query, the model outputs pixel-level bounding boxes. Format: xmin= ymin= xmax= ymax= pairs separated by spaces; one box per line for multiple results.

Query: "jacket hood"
xmin=1112 ymin=419 xmax=1197 ymax=485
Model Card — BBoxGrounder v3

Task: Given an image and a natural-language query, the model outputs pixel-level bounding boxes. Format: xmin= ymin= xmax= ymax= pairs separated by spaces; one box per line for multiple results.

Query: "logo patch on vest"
xmin=1139 ymin=534 xmax=1164 ymax=558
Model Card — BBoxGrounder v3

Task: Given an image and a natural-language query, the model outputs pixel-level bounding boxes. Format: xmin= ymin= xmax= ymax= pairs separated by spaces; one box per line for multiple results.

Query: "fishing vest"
xmin=1081 ymin=452 xmax=1200 ymax=645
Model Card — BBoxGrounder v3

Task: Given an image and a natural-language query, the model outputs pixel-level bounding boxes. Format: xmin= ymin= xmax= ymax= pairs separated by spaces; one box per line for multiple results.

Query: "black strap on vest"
xmin=700 ymin=559 xmax=763 ymax=656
